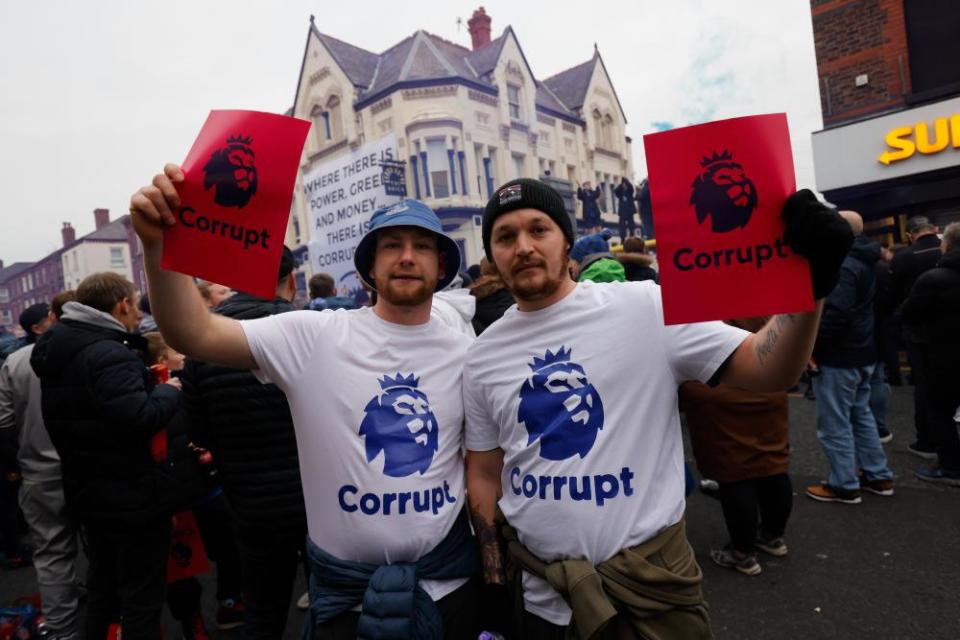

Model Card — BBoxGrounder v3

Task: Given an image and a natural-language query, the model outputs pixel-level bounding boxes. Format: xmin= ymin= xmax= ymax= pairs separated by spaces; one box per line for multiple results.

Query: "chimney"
xmin=468 ymin=7 xmax=492 ymax=51
xmin=61 ymin=222 xmax=76 ymax=247
xmin=94 ymin=208 xmax=110 ymax=230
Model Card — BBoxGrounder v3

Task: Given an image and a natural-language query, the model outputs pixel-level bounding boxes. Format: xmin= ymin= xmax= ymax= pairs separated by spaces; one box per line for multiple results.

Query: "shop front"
xmin=813 ymin=95 xmax=960 ymax=244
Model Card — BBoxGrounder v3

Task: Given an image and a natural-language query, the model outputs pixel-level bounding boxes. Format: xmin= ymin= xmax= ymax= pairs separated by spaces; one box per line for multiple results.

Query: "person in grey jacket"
xmin=0 ymin=293 xmax=80 ymax=640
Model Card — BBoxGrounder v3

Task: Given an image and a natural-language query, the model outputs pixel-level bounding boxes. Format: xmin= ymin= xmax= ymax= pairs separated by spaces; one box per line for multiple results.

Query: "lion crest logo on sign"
xmin=689 ymin=150 xmax=758 ymax=233
xmin=203 ymin=135 xmax=258 ymax=209
xmin=517 ymin=347 xmax=605 ymax=460
xmin=360 ymin=373 xmax=439 ymax=477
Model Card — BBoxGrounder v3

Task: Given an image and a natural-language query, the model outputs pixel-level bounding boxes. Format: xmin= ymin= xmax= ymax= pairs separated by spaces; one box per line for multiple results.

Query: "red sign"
xmin=161 ymin=110 xmax=310 ymax=298
xmin=643 ymin=113 xmax=814 ymax=325
xmin=167 ymin=511 xmax=210 ymax=583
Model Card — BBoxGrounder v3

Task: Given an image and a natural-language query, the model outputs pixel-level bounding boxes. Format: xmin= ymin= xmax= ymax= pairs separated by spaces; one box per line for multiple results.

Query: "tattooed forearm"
xmin=755 ymin=313 xmax=796 ymax=365
xmin=470 ymin=507 xmax=506 ymax=585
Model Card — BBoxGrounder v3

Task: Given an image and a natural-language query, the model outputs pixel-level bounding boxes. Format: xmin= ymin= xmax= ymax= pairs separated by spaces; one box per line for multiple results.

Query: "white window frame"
xmin=507 ymin=84 xmax=522 ymax=121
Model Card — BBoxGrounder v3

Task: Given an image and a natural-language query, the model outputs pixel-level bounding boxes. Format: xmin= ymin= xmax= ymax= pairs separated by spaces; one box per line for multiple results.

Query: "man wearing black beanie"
xmin=19 ymin=303 xmax=52 ymax=345
xmin=464 ymin=179 xmax=852 ymax=638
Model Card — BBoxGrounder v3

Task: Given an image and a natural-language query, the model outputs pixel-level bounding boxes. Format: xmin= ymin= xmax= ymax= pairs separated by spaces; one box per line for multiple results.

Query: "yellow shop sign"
xmin=878 ymin=113 xmax=960 ymax=165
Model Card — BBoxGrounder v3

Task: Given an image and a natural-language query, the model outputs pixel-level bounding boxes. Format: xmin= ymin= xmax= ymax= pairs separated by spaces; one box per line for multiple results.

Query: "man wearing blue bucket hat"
xmin=129 ymin=163 xmax=481 ymax=639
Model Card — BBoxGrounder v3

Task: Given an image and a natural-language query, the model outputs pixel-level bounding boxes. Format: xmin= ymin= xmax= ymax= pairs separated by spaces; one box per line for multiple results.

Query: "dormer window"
xmin=507 ymin=84 xmax=522 ymax=120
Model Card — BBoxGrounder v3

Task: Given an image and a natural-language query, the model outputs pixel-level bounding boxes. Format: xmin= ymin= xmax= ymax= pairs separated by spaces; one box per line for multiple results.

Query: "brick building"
xmin=0 ymin=210 xmax=145 ymax=331
xmin=810 ymin=0 xmax=960 ymax=241
xmin=0 ymin=262 xmax=36 ymax=330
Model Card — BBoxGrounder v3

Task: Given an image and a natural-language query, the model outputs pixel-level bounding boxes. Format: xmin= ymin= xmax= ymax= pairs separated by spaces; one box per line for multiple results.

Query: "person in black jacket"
xmin=886 ymin=216 xmax=943 ymax=458
xmin=614 ymin=177 xmax=638 ymax=240
xmin=468 ymin=258 xmax=515 ymax=335
xmin=806 ymin=212 xmax=894 ymax=505
xmin=618 ymin=237 xmax=659 ymax=283
xmin=180 ymin=247 xmax=308 ymax=639
xmin=30 ymin=272 xmax=181 ymax=640
xmin=576 ymin=181 xmax=603 ymax=233
xmin=902 ymin=222 xmax=960 ymax=486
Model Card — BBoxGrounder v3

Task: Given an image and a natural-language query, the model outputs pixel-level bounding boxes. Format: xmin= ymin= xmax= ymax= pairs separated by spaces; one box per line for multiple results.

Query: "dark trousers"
xmin=313 ymin=576 xmax=480 ymax=640
xmin=237 ymin=524 xmax=305 ymax=640
xmin=618 ymin=216 xmax=636 ymax=240
xmin=167 ymin=577 xmax=202 ymax=624
xmin=718 ymin=474 xmax=793 ymax=554
xmin=83 ymin=520 xmax=172 ymax=640
xmin=906 ymin=342 xmax=936 ymax=448
xmin=932 ymin=401 xmax=960 ymax=471
xmin=879 ymin=316 xmax=902 ymax=385
xmin=193 ymin=494 xmax=243 ymax=602
xmin=0 ymin=475 xmax=22 ymax=556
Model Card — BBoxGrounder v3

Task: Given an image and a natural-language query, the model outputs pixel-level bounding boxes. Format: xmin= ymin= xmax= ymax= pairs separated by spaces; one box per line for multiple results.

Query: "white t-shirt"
xmin=463 ymin=281 xmax=749 ymax=624
xmin=241 ymin=307 xmax=473 ymax=602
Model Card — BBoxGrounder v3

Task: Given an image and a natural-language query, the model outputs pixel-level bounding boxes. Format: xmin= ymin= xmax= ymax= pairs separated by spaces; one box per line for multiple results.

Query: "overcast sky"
xmin=1 ymin=0 xmax=823 ymax=264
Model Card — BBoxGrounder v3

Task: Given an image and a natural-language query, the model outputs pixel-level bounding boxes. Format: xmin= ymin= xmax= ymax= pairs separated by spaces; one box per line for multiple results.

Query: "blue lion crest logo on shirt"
xmin=360 ymin=373 xmax=439 ymax=477
xmin=517 ymin=347 xmax=605 ymax=460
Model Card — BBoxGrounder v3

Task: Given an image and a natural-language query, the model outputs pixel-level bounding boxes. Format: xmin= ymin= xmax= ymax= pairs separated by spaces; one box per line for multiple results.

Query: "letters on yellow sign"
xmin=878 ymin=113 xmax=960 ymax=166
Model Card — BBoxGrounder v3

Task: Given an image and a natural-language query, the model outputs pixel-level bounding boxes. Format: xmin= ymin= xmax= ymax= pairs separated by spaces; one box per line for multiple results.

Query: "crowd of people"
xmin=0 ymin=170 xmax=957 ymax=639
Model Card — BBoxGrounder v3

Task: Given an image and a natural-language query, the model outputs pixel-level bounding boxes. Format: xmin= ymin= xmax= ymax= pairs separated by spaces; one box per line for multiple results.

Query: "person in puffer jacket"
xmin=30 ymin=272 xmax=180 ymax=640
xmin=180 ymin=247 xmax=308 ymax=638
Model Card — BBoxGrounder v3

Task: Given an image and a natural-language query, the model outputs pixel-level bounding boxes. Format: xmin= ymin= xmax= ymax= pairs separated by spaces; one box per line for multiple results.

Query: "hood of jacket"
xmin=214 ymin=292 xmax=295 ymax=320
xmin=31 ymin=302 xmax=143 ymax=379
xmin=616 ymin=252 xmax=654 ymax=267
xmin=431 ymin=289 xmax=477 ymax=337
xmin=470 ymin=275 xmax=507 ymax=301
xmin=848 ymin=236 xmax=882 ymax=267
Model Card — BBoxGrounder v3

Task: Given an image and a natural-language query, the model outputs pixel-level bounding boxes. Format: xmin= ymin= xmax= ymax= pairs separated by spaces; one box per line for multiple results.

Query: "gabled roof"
xmin=313 ymin=30 xmax=380 ymax=89
xmin=358 ymin=30 xmax=497 ymax=106
xmin=535 ymin=82 xmax=573 ymax=118
xmin=465 ymin=33 xmax=507 ymax=78
xmin=62 ymin=217 xmax=131 ymax=253
xmin=294 ymin=20 xmax=583 ymax=123
xmin=543 ymin=49 xmax=628 ymax=123
xmin=543 ymin=57 xmax=595 ymax=112
xmin=0 ymin=262 xmax=34 ymax=284
xmin=83 ymin=217 xmax=130 ymax=242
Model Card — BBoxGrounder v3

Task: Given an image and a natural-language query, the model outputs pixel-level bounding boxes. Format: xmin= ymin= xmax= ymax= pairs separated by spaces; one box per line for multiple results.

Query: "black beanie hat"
xmin=482 ymin=178 xmax=575 ymax=260
xmin=19 ymin=303 xmax=50 ymax=343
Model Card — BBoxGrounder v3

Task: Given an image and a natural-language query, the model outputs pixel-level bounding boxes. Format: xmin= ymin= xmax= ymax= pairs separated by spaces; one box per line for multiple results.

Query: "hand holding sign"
xmin=643 ymin=114 xmax=818 ymax=325
xmin=132 ymin=110 xmax=310 ymax=299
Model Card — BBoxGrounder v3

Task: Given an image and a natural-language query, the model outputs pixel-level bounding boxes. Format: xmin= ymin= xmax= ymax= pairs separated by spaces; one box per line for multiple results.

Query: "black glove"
xmin=782 ymin=189 xmax=854 ymax=299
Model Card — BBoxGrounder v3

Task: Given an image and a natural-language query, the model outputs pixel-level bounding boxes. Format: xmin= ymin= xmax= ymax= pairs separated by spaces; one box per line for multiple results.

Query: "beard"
xmin=503 ymin=254 xmax=571 ymax=303
xmin=378 ymin=275 xmax=434 ymax=306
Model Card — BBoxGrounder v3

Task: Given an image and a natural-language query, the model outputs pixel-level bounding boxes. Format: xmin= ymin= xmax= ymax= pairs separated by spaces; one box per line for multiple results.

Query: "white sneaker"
xmin=297 ymin=591 xmax=310 ymax=611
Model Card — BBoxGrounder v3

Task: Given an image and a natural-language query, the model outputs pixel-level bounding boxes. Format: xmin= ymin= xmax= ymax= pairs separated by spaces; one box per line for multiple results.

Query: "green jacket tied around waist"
xmin=503 ymin=518 xmax=711 ymax=640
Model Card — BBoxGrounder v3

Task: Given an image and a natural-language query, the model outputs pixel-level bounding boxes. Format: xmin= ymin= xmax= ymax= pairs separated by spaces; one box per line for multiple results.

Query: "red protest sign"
xmin=167 ymin=511 xmax=210 ymax=583
xmin=643 ymin=113 xmax=814 ymax=325
xmin=161 ymin=110 xmax=310 ymax=298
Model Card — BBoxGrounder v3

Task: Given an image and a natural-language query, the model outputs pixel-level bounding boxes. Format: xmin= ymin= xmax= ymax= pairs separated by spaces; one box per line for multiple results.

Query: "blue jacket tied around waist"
xmin=305 ymin=509 xmax=478 ymax=639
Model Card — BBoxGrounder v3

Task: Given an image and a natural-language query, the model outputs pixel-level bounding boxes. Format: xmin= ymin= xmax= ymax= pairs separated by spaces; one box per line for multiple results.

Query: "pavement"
xmin=2 ymin=386 xmax=958 ymax=639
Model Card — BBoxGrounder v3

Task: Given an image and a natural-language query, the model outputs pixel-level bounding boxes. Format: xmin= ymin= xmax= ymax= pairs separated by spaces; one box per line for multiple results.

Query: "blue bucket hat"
xmin=353 ymin=199 xmax=462 ymax=291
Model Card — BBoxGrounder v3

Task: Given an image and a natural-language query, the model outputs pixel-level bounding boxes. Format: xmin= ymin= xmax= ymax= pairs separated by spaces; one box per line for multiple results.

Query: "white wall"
xmin=61 ymin=242 xmax=132 ymax=290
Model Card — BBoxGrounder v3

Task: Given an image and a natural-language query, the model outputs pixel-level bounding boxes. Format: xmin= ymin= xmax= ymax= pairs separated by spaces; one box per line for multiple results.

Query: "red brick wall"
xmin=811 ymin=0 xmax=911 ymax=127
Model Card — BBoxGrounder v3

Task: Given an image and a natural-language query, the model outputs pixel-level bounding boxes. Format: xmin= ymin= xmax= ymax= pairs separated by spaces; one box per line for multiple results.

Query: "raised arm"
xmin=720 ymin=190 xmax=852 ymax=392
xmin=129 ymin=164 xmax=256 ymax=370
xmin=720 ymin=304 xmax=823 ymax=392
xmin=466 ymin=448 xmax=505 ymax=585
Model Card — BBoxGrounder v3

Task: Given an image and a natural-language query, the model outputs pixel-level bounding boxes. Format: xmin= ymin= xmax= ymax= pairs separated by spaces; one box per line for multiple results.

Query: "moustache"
xmin=511 ymin=259 xmax=546 ymax=275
